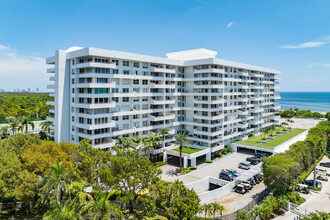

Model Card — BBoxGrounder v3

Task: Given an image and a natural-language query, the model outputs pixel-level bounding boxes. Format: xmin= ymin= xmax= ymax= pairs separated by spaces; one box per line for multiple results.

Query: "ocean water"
xmin=279 ymin=92 xmax=330 ymax=113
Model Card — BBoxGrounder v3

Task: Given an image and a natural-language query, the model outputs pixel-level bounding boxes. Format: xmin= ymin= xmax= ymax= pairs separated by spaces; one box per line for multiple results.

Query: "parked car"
xmin=234 ymin=184 xmax=246 ymax=194
xmin=296 ymin=184 xmax=310 ymax=194
xmin=316 ymin=168 xmax=330 ymax=176
xmin=254 ymin=153 xmax=267 ymax=158
xmin=247 ymin=177 xmax=256 ymax=185
xmin=246 ymin=157 xmax=261 ymax=162
xmin=227 ymin=169 xmax=241 ymax=177
xmin=219 ymin=169 xmax=234 ymax=181
xmin=304 ymin=180 xmax=322 ymax=188
xmin=316 ymin=174 xmax=328 ymax=182
xmin=250 ymin=160 xmax=260 ymax=165
xmin=239 ymin=162 xmax=251 ymax=170
xmin=320 ymin=163 xmax=330 ymax=168
xmin=254 ymin=173 xmax=263 ymax=183
xmin=241 ymin=181 xmax=253 ymax=190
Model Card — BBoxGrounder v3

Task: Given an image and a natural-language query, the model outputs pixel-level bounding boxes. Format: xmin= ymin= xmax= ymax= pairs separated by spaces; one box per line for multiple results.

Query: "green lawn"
xmin=172 ymin=147 xmax=201 ymax=154
xmin=235 ymin=128 xmax=306 ymax=149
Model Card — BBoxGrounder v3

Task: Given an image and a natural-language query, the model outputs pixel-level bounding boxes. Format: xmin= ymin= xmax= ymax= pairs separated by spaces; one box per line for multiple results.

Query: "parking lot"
xmin=161 ymin=152 xmax=258 ymax=184
xmin=160 ymin=152 xmax=266 ymax=213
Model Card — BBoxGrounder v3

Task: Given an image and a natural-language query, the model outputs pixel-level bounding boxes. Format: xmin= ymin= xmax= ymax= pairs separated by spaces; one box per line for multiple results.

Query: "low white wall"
xmin=199 ymin=181 xmax=236 ymax=203
xmin=274 ymin=130 xmax=308 ymax=153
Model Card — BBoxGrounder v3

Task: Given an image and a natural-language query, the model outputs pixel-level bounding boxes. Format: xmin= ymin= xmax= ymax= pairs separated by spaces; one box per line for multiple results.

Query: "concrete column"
xmin=163 ymin=151 xmax=167 ymax=162
xmin=191 ymin=157 xmax=196 ymax=168
xmin=206 ymin=152 xmax=211 ymax=161
xmin=183 ymin=156 xmax=188 ymax=168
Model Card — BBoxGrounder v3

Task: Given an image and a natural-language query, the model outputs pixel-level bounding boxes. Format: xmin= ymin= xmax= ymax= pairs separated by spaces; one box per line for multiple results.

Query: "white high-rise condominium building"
xmin=46 ymin=47 xmax=280 ymax=158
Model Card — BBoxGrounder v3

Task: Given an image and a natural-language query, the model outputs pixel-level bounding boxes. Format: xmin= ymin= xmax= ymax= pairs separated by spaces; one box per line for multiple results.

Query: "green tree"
xmin=236 ymin=209 xmax=249 ymax=220
xmin=174 ymin=133 xmax=189 ymax=172
xmin=8 ymin=117 xmax=19 ymax=135
xmin=18 ymin=117 xmax=35 ymax=133
xmin=200 ymin=203 xmax=212 ymax=219
xmin=81 ymin=185 xmax=123 ymax=220
xmin=38 ymin=160 xmax=78 ymax=204
xmin=43 ymin=200 xmax=81 ymax=220
xmin=158 ymin=128 xmax=169 ymax=149
xmin=144 ymin=133 xmax=160 ymax=160
xmin=306 ymin=137 xmax=325 ymax=188
xmin=41 ymin=120 xmax=54 ymax=133
xmin=148 ymin=180 xmax=200 ymax=219
xmin=210 ymin=202 xmax=225 ymax=219
xmin=0 ymin=126 xmax=9 ymax=138
xmin=325 ymin=112 xmax=330 ymax=121
xmin=98 ymin=149 xmax=161 ymax=213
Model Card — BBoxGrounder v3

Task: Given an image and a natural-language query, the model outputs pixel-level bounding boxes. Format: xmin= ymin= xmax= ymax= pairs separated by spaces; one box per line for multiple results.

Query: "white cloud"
xmin=226 ymin=22 xmax=234 ymax=28
xmin=0 ymin=44 xmax=10 ymax=50
xmin=280 ymin=36 xmax=330 ymax=49
xmin=0 ymin=45 xmax=48 ymax=91
xmin=307 ymin=63 xmax=330 ymax=68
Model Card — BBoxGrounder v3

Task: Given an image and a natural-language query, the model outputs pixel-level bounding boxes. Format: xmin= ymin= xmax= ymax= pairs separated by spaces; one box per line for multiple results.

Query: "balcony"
xmin=47 ymin=101 xmax=55 ymax=106
xmin=150 ymin=113 xmax=175 ymax=121
xmin=194 ymin=98 xmax=224 ymax=104
xmin=150 ymin=99 xmax=175 ymax=105
xmin=250 ymin=72 xmax=263 ymax=78
xmin=150 ymin=66 xmax=175 ymax=74
xmin=194 ymin=83 xmax=224 ymax=89
xmin=238 ymin=122 xmax=248 ymax=129
xmin=93 ymin=139 xmax=116 ymax=149
xmin=76 ymin=121 xmax=116 ymax=130
xmin=47 ymin=67 xmax=55 ymax=73
xmin=76 ymin=62 xmax=116 ymax=69
xmin=249 ymin=108 xmax=264 ymax=113
xmin=149 ymin=83 xmax=176 ymax=89
xmin=76 ymin=102 xmax=116 ymax=109
xmin=49 ymin=76 xmax=55 ymax=81
xmin=47 ymin=84 xmax=55 ymax=89
xmin=194 ymin=114 xmax=224 ymax=120
xmin=46 ymin=56 xmax=55 ymax=64
xmin=47 ymin=116 xmax=55 ymax=122
xmin=236 ymin=71 xmax=249 ymax=76
xmin=75 ymin=82 xmax=116 ymax=88
xmin=193 ymin=68 xmax=225 ymax=74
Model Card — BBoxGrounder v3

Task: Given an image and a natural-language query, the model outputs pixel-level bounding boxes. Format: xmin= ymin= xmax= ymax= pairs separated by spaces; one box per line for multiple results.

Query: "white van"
xmin=239 ymin=162 xmax=251 ymax=170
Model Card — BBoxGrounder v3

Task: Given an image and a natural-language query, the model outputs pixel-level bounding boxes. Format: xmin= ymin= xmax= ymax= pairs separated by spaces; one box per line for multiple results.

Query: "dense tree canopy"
xmin=279 ymin=108 xmax=327 ymax=119
xmin=0 ymin=93 xmax=51 ymax=123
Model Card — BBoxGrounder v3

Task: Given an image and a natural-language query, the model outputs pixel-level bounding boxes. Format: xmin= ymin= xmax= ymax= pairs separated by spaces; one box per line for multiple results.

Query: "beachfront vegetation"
xmin=0 ymin=93 xmax=51 ymax=123
xmin=262 ymin=121 xmax=330 ymax=191
xmin=279 ymin=108 xmax=328 ymax=119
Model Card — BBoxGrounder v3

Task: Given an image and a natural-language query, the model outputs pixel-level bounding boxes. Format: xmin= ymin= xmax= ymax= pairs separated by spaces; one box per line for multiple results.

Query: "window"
xmin=133 ymin=115 xmax=139 ymax=119
xmin=97 ymin=78 xmax=108 ymax=83
xmin=112 ymin=69 xmax=119 ymax=74
xmin=112 ymin=88 xmax=119 ymax=93
xmin=72 ymin=88 xmax=75 ymax=93
xmin=122 ymin=79 xmax=130 ymax=85
xmin=133 ymin=79 xmax=139 ymax=84
xmin=94 ymin=88 xmax=109 ymax=94
xmin=72 ymin=78 xmax=75 ymax=84
xmin=123 ymin=70 xmax=129 ymax=75
xmin=122 ymin=124 xmax=129 ymax=129
xmin=112 ymin=97 xmax=119 ymax=102
xmin=123 ymin=115 xmax=129 ymax=120
xmin=112 ymin=60 xmax=119 ymax=65
xmin=142 ymin=80 xmax=148 ymax=85
xmin=123 ymin=61 xmax=129 ymax=66
xmin=72 ymin=98 xmax=74 ymax=103
xmin=123 ymin=97 xmax=129 ymax=102
xmin=142 ymin=63 xmax=148 ymax=68
xmin=123 ymin=88 xmax=129 ymax=93
xmin=133 ymin=122 xmax=139 ymax=127
xmin=133 ymin=62 xmax=139 ymax=68
xmin=72 ymin=116 xmax=75 ymax=122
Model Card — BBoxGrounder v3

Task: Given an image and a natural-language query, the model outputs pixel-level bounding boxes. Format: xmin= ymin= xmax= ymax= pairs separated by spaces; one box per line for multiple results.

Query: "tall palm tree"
xmin=19 ymin=117 xmax=35 ymax=133
xmin=210 ymin=202 xmax=225 ymax=219
xmin=306 ymin=138 xmax=325 ymax=188
xmin=144 ymin=133 xmax=160 ymax=161
xmin=158 ymin=128 xmax=169 ymax=149
xmin=8 ymin=117 xmax=19 ymax=136
xmin=38 ymin=160 xmax=78 ymax=204
xmin=41 ymin=120 xmax=54 ymax=133
xmin=116 ymin=137 xmax=133 ymax=150
xmin=81 ymin=185 xmax=123 ymax=220
xmin=174 ymin=133 xmax=190 ymax=172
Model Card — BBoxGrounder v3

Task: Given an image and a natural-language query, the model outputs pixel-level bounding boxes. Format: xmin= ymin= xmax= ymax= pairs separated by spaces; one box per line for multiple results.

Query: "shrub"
xmin=204 ymin=160 xmax=212 ymax=163
xmin=154 ymin=162 xmax=168 ymax=168
xmin=218 ymin=151 xmax=223 ymax=158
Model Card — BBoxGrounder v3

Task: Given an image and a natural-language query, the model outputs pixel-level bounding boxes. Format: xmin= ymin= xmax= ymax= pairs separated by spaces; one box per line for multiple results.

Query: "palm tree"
xmin=39 ymin=160 xmax=78 ymax=204
xmin=174 ymin=133 xmax=189 ymax=172
xmin=43 ymin=200 xmax=81 ymax=220
xmin=131 ymin=133 xmax=142 ymax=150
xmin=116 ymin=137 xmax=133 ymax=150
xmin=236 ymin=209 xmax=248 ymax=220
xmin=306 ymin=138 xmax=325 ymax=188
xmin=210 ymin=202 xmax=225 ymax=219
xmin=81 ymin=185 xmax=123 ymax=220
xmin=287 ymin=118 xmax=294 ymax=130
xmin=144 ymin=133 xmax=160 ymax=161
xmin=19 ymin=117 xmax=35 ymax=133
xmin=159 ymin=128 xmax=169 ymax=149
xmin=200 ymin=203 xmax=212 ymax=219
xmin=41 ymin=120 xmax=54 ymax=133
xmin=8 ymin=117 xmax=19 ymax=136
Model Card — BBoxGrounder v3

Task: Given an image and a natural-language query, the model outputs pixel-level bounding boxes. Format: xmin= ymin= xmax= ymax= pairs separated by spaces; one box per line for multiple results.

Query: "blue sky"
xmin=0 ymin=0 xmax=329 ymax=92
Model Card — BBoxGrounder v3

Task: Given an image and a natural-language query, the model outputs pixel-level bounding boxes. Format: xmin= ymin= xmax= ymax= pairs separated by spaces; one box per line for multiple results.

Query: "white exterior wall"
xmin=46 ymin=47 xmax=280 ymax=153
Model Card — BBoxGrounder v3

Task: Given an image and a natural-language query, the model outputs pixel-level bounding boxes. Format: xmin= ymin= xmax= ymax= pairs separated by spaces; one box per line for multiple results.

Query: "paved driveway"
xmin=161 ymin=152 xmax=258 ymax=184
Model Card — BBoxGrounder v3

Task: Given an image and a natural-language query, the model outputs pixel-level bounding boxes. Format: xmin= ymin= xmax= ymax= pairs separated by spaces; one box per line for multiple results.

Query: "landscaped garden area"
xmin=235 ymin=127 xmax=306 ymax=149
xmin=172 ymin=146 xmax=201 ymax=154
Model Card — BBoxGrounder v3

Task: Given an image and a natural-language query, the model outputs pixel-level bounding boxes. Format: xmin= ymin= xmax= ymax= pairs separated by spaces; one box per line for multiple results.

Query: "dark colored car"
xmin=320 ymin=163 xmax=330 ymax=168
xmin=234 ymin=185 xmax=246 ymax=194
xmin=228 ymin=169 xmax=241 ymax=177
xmin=219 ymin=170 xmax=234 ymax=181
xmin=246 ymin=157 xmax=260 ymax=164
xmin=247 ymin=177 xmax=256 ymax=186
xmin=254 ymin=153 xmax=266 ymax=158
xmin=304 ymin=180 xmax=322 ymax=188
